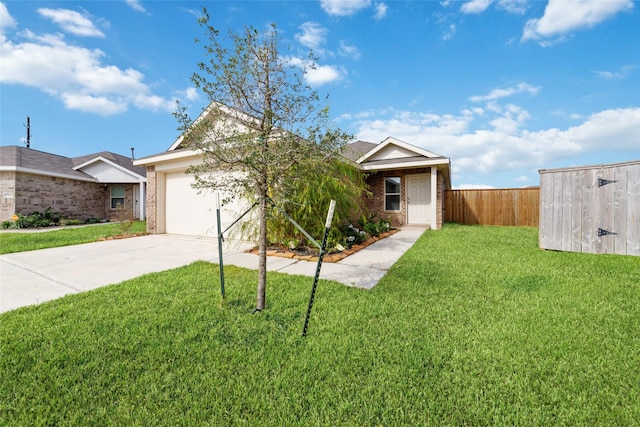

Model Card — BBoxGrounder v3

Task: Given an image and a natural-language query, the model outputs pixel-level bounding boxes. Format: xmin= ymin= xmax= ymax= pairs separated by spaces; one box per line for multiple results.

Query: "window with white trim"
xmin=111 ymin=185 xmax=125 ymax=209
xmin=384 ymin=177 xmax=401 ymax=211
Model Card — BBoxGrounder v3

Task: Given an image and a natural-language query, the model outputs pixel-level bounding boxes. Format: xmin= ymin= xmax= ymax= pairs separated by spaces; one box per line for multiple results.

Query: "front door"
xmin=407 ymin=174 xmax=430 ymax=225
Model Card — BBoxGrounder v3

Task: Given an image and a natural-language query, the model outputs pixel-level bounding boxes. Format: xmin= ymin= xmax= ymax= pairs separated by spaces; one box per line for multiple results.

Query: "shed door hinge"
xmin=598 ymin=178 xmax=617 ymax=187
xmin=597 ymin=228 xmax=617 ymax=237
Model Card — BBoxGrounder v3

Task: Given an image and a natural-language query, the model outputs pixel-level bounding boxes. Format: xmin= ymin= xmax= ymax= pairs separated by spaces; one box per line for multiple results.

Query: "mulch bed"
xmin=246 ymin=229 xmax=399 ymax=263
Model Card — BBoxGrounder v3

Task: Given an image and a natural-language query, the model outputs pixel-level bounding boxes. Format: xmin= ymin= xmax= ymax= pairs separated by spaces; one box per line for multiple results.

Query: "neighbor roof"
xmin=0 ymin=146 xmax=145 ymax=182
xmin=342 ymin=140 xmax=378 ymax=162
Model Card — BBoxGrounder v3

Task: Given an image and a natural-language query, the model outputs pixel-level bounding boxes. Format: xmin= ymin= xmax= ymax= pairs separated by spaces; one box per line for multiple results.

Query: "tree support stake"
xmin=302 ymin=200 xmax=336 ymax=337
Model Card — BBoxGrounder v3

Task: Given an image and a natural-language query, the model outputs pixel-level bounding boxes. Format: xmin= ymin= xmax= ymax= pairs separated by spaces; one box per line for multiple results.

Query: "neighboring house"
xmin=135 ymin=105 xmax=451 ymax=237
xmin=0 ymin=146 xmax=146 ymax=223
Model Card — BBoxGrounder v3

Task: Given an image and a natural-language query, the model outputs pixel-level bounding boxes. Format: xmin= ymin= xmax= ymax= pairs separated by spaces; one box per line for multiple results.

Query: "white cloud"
xmin=595 ymin=65 xmax=635 ymax=79
xmin=319 ymin=0 xmax=371 ymax=16
xmin=61 ymin=93 xmax=126 ymax=115
xmin=559 ymin=107 xmax=640 ymax=152
xmin=522 ymin=0 xmax=634 ymax=44
xmin=497 ymin=0 xmax=528 ymax=14
xmin=38 ymin=8 xmax=105 ymax=38
xmin=461 ymin=0 xmax=493 ymax=14
xmin=124 ymin=0 xmax=146 ymax=13
xmin=470 ymin=82 xmax=539 ymax=103
xmin=0 ymin=29 xmax=174 ymax=116
xmin=489 ymin=104 xmax=530 ymax=134
xmin=350 ymin=106 xmax=639 ymax=177
xmin=306 ymin=64 xmax=344 ymax=85
xmin=373 ymin=3 xmax=388 ymax=20
xmin=179 ymin=87 xmax=200 ymax=102
xmin=295 ymin=22 xmax=327 ymax=53
xmin=0 ymin=2 xmax=16 ymax=31
xmin=338 ymin=41 xmax=361 ymax=60
xmin=459 ymin=0 xmax=531 ymax=15
xmin=287 ymin=56 xmax=345 ymax=86
xmin=442 ymin=23 xmax=456 ymax=41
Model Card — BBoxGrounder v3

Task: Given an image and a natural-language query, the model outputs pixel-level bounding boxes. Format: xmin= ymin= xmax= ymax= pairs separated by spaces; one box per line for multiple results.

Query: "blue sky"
xmin=1 ymin=0 xmax=638 ymax=188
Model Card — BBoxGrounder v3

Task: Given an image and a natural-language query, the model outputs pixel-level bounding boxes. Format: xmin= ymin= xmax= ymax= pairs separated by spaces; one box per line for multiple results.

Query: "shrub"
xmin=3 ymin=208 xmax=106 ymax=229
xmin=113 ymin=203 xmax=134 ymax=235
xmin=1 ymin=220 xmax=17 ymax=229
xmin=267 ymin=159 xmax=369 ymax=251
xmin=359 ymin=214 xmax=390 ymax=237
xmin=10 ymin=207 xmax=63 ymax=229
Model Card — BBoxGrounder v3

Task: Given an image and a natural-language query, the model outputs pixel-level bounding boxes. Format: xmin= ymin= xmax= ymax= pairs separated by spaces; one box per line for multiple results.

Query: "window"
xmin=384 ymin=177 xmax=401 ymax=211
xmin=111 ymin=185 xmax=125 ymax=209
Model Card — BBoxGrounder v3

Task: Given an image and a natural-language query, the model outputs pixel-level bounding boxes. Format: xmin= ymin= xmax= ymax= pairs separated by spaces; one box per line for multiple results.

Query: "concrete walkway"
xmin=0 ymin=227 xmax=426 ymax=314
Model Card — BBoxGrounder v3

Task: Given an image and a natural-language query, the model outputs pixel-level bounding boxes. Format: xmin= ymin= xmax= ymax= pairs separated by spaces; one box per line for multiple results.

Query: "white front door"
xmin=407 ymin=174 xmax=430 ymax=225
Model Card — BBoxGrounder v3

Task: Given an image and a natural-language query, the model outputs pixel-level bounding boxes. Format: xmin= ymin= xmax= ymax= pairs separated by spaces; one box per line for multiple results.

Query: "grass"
xmin=0 ymin=221 xmax=147 ymax=254
xmin=1 ymin=224 xmax=639 ymax=425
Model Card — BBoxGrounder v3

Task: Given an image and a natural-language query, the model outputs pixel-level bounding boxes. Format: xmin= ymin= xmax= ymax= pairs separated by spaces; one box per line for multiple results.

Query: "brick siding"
xmin=364 ymin=167 xmax=444 ymax=229
xmin=0 ymin=171 xmax=137 ymax=222
xmin=145 ymin=165 xmax=157 ymax=233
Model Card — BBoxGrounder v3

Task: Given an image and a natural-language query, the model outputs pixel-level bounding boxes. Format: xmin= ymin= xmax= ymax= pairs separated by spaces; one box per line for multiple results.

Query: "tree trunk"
xmin=256 ymin=192 xmax=268 ymax=311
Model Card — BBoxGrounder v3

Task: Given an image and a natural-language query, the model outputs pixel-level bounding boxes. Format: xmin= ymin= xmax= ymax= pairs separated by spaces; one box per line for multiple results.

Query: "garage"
xmin=162 ymin=170 xmax=251 ymax=237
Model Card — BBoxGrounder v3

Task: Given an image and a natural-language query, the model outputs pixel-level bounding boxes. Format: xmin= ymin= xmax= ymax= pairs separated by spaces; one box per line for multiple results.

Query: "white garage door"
xmin=164 ymin=171 xmax=250 ymax=237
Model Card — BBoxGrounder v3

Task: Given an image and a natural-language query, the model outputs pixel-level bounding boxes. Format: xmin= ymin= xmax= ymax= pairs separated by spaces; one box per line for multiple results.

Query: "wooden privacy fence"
xmin=444 ymin=188 xmax=540 ymax=226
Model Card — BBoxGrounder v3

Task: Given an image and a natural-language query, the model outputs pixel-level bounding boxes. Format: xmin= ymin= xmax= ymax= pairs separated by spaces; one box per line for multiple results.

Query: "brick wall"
xmin=0 ymin=171 xmax=17 ymax=221
xmin=1 ymin=172 xmax=138 ymax=222
xmin=436 ymin=170 xmax=444 ymax=229
xmin=364 ymin=167 xmax=445 ymax=228
xmin=106 ymin=185 xmax=137 ymax=222
xmin=145 ymin=165 xmax=157 ymax=233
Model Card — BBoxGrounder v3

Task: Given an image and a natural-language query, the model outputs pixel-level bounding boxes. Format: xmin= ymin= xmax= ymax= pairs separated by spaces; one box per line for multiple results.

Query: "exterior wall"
xmin=145 ymin=165 xmax=157 ymax=233
xmin=0 ymin=171 xmax=17 ymax=221
xmin=106 ymin=184 xmax=137 ymax=221
xmin=365 ymin=167 xmax=445 ymax=228
xmin=436 ymin=170 xmax=444 ymax=229
xmin=0 ymin=171 xmax=139 ymax=222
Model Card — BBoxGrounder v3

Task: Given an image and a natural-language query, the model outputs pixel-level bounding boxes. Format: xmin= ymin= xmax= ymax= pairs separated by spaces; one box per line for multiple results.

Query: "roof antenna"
xmin=130 ymin=147 xmax=135 ymax=161
xmin=23 ymin=116 xmax=31 ymax=149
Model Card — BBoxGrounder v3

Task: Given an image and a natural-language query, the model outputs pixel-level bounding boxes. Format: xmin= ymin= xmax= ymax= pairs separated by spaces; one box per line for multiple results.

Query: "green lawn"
xmin=0 ymin=221 xmax=147 ymax=254
xmin=1 ymin=224 xmax=639 ymax=425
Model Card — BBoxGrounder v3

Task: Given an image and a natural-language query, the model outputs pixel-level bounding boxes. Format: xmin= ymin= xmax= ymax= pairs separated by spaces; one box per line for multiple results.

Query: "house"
xmin=0 ymin=146 xmax=147 ymax=223
xmin=134 ymin=104 xmax=451 ymax=236
xmin=344 ymin=137 xmax=451 ymax=229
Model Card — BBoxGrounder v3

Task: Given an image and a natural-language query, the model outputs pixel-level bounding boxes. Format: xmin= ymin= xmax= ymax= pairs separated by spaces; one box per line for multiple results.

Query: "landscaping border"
xmin=246 ymin=229 xmax=399 ymax=263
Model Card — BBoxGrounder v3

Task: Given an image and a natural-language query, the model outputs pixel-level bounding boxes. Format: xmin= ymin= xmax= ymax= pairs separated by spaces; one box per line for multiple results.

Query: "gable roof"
xmin=346 ymin=137 xmax=451 ymax=188
xmin=0 ymin=146 xmax=145 ymax=183
xmin=356 ymin=137 xmax=447 ymax=164
xmin=72 ymin=151 xmax=147 ymax=178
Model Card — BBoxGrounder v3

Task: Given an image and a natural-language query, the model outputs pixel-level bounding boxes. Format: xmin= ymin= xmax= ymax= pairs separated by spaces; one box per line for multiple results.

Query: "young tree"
xmin=175 ymin=10 xmax=352 ymax=312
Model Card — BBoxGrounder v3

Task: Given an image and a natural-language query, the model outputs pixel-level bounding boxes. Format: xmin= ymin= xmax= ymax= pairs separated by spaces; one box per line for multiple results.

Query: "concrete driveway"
xmin=0 ymin=235 xmax=249 ymax=313
xmin=1 ymin=227 xmax=426 ymax=314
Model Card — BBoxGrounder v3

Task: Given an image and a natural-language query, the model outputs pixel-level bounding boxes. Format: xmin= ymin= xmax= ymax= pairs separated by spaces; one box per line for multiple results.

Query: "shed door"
xmin=164 ymin=172 xmax=247 ymax=237
xmin=407 ymin=174 xmax=431 ymax=225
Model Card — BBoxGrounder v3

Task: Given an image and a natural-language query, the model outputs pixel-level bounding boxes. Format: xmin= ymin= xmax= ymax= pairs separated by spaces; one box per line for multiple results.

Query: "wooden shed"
xmin=539 ymin=160 xmax=640 ymax=256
